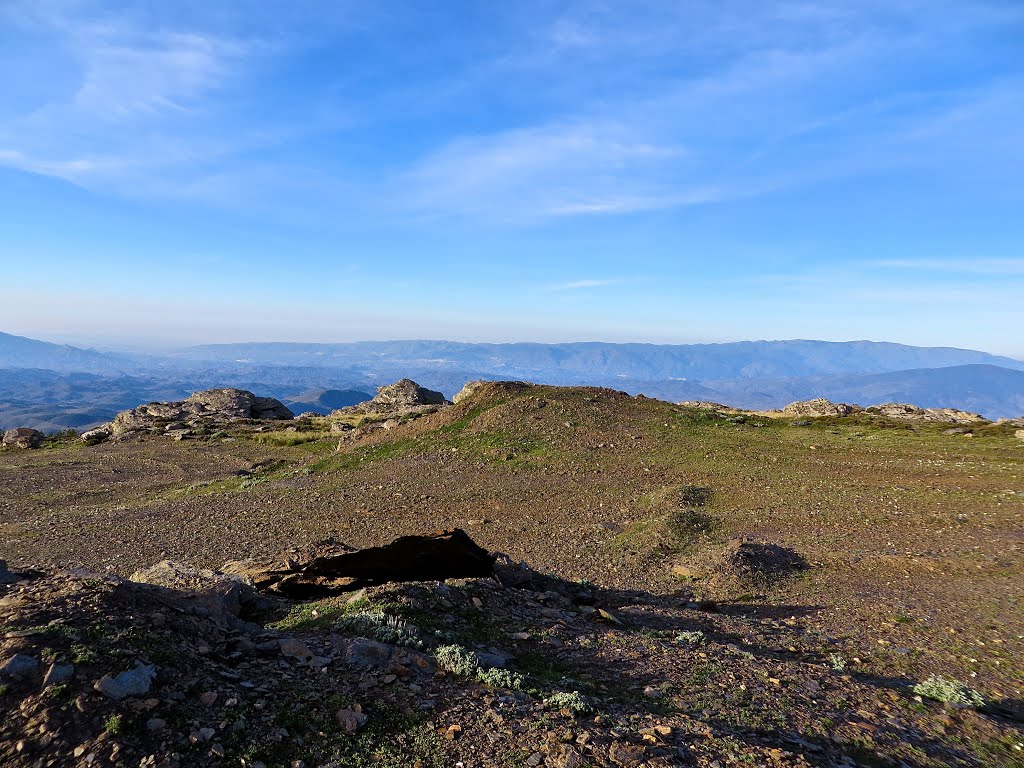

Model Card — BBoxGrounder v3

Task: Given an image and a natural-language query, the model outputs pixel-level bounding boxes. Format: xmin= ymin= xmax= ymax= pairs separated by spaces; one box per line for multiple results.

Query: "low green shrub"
xmin=913 ymin=676 xmax=985 ymax=707
xmin=434 ymin=644 xmax=479 ymax=677
xmin=336 ymin=611 xmax=423 ymax=649
xmin=476 ymin=667 xmax=525 ymax=690
xmin=543 ymin=690 xmax=593 ymax=714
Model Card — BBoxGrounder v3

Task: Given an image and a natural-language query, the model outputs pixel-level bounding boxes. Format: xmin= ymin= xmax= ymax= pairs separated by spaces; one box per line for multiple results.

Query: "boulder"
xmin=869 ymin=403 xmax=986 ymax=424
xmin=332 ymin=379 xmax=449 ymax=419
xmin=453 ymin=380 xmax=488 ymax=404
xmin=2 ymin=428 xmax=44 ymax=449
xmin=80 ymin=427 xmax=110 ymax=445
xmin=1016 ymin=429 xmax=1024 ymax=441
xmin=0 ymin=654 xmax=40 ymax=681
xmin=130 ymin=561 xmax=269 ymax=625
xmin=242 ymin=529 xmax=495 ymax=598
xmin=782 ymin=399 xmax=859 ymax=418
xmin=107 ymin=388 xmax=293 ymax=437
xmin=185 ymin=389 xmax=294 ymax=420
xmin=94 ymin=661 xmax=156 ymax=700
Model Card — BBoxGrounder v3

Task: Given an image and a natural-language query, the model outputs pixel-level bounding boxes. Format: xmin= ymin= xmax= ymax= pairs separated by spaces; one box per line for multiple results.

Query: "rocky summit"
xmin=333 ymin=378 xmax=448 ymax=418
xmin=1 ymin=379 xmax=1022 ymax=767
xmin=88 ymin=388 xmax=294 ymax=443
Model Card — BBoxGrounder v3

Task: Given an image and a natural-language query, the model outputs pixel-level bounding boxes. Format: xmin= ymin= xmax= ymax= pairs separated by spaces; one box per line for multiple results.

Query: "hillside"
xmin=0 ymin=332 xmax=127 ymax=373
xmin=1 ymin=381 xmax=1022 ymax=767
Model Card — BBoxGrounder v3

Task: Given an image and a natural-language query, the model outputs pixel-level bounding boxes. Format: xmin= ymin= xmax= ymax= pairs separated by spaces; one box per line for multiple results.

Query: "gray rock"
xmin=130 ymin=560 xmax=268 ymax=627
xmin=80 ymin=428 xmax=110 ymax=445
xmin=331 ymin=379 xmax=449 ymax=419
xmin=42 ymin=663 xmax=74 ymax=687
xmin=869 ymin=402 xmax=986 ymax=424
xmin=94 ymin=662 xmax=156 ymax=700
xmin=476 ymin=652 xmax=509 ymax=669
xmin=2 ymin=428 xmax=44 ymax=449
xmin=0 ymin=654 xmax=40 ymax=680
xmin=334 ymin=636 xmax=394 ymax=670
xmin=106 ymin=388 xmax=293 ymax=437
xmin=336 ymin=705 xmax=368 ymax=733
xmin=782 ymin=399 xmax=859 ymax=418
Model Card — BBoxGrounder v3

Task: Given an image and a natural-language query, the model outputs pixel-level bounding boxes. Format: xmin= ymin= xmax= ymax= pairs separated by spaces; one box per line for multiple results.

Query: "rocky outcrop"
xmin=99 ymin=388 xmax=293 ymax=440
xmin=2 ymin=428 xmax=44 ymax=449
xmin=453 ymin=380 xmax=488 ymax=404
xmin=222 ymin=529 xmax=495 ymax=598
xmin=332 ymin=378 xmax=449 ymax=420
xmin=782 ymin=398 xmax=860 ymax=417
xmin=868 ymin=403 xmax=986 ymax=424
xmin=129 ymin=560 xmax=270 ymax=627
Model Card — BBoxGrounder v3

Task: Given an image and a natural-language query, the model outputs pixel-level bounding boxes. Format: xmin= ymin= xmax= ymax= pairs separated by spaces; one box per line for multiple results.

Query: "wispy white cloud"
xmin=547 ymin=278 xmax=623 ymax=291
xmin=872 ymin=258 xmax=1024 ymax=275
xmin=0 ymin=4 xmax=287 ymax=200
xmin=398 ymin=121 xmax=692 ymax=221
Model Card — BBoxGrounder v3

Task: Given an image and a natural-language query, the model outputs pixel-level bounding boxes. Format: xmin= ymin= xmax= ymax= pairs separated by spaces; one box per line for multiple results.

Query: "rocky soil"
xmin=2 ymin=380 xmax=1023 ymax=766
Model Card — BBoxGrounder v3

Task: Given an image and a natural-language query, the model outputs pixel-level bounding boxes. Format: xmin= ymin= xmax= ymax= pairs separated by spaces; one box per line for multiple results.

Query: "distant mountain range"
xmin=174 ymin=339 xmax=1024 ymax=380
xmin=1 ymin=332 xmax=1022 ymax=431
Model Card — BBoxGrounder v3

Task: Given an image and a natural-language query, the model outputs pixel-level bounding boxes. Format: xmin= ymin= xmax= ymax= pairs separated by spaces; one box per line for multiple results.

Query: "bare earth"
xmin=1 ymin=382 xmax=1022 ymax=767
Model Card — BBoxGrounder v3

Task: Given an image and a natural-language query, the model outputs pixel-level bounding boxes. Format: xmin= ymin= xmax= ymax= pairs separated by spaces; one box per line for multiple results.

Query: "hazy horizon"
xmin=5 ymin=328 xmax=1024 ymax=363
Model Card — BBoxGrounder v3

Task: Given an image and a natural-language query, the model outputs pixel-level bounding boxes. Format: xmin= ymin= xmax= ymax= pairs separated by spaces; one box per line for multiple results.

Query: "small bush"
xmin=476 ymin=667 xmax=525 ymax=690
xmin=913 ymin=676 xmax=985 ymax=708
xmin=675 ymin=630 xmax=705 ymax=645
xmin=543 ymin=690 xmax=593 ymax=714
xmin=45 ymin=683 xmax=69 ymax=699
xmin=336 ymin=611 xmax=423 ymax=649
xmin=827 ymin=653 xmax=846 ymax=671
xmin=103 ymin=714 xmax=123 ymax=735
xmin=71 ymin=644 xmax=99 ymax=665
xmin=434 ymin=644 xmax=479 ymax=677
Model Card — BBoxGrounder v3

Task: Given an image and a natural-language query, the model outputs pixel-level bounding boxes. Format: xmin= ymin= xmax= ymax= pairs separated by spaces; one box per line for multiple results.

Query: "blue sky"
xmin=1 ymin=1 xmax=1022 ymax=355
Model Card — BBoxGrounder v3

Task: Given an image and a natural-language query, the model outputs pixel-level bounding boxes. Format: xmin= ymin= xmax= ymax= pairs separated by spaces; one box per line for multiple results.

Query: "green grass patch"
xmin=252 ymin=430 xmax=333 ymax=447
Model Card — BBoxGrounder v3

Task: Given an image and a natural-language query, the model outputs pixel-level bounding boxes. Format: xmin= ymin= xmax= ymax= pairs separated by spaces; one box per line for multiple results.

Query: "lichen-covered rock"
xmin=2 ymin=428 xmax=44 ymax=449
xmin=80 ymin=427 xmax=110 ymax=445
xmin=331 ymin=378 xmax=449 ymax=420
xmin=106 ymin=388 xmax=293 ymax=437
xmin=869 ymin=403 xmax=986 ymax=423
xmin=782 ymin=398 xmax=859 ymax=417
